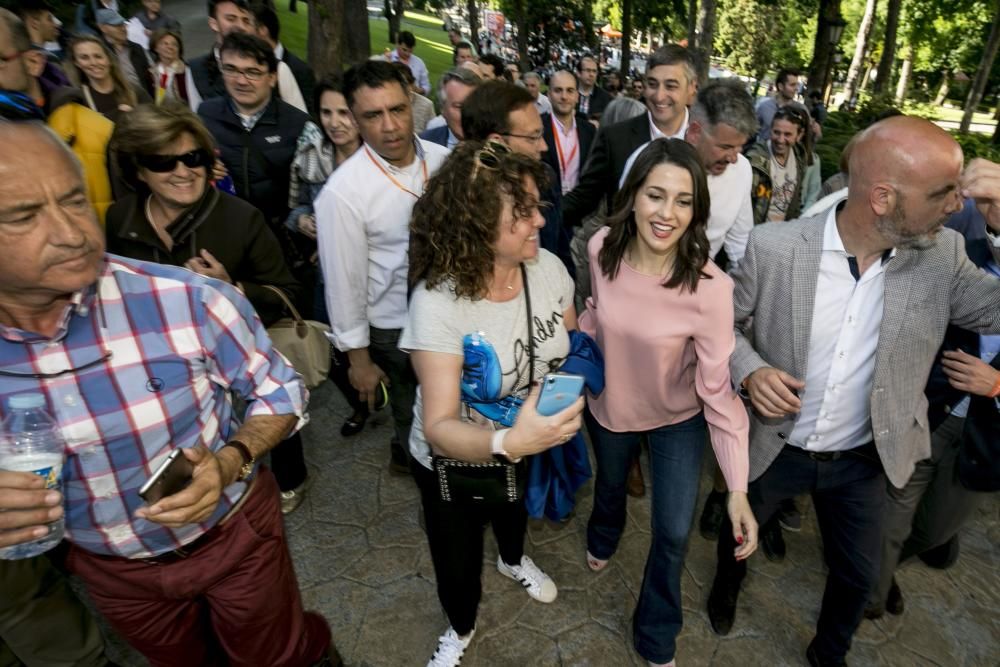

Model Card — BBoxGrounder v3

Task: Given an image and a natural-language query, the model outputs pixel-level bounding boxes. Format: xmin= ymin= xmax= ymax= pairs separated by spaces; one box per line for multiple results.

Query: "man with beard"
xmin=705 ymin=115 xmax=1000 ymax=667
xmin=745 ymin=105 xmax=808 ymax=225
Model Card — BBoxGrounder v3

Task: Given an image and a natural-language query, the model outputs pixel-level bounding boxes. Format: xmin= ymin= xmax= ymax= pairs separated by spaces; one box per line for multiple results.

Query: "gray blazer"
xmin=731 ymin=213 xmax=1000 ymax=488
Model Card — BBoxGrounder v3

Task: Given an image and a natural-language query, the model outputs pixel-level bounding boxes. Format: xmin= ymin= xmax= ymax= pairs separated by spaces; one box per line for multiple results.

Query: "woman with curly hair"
xmin=579 ymin=138 xmax=757 ymax=667
xmin=401 ymin=141 xmax=584 ymax=667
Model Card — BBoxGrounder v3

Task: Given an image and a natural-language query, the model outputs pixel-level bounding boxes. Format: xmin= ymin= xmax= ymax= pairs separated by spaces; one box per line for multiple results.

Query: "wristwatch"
xmin=490 ymin=429 xmax=521 ymax=463
xmin=223 ymin=440 xmax=255 ymax=482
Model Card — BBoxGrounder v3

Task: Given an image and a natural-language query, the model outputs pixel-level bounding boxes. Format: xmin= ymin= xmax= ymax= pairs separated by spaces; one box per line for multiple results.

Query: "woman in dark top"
xmin=106 ymin=102 xmax=312 ymax=514
xmin=68 ymin=35 xmax=152 ymax=124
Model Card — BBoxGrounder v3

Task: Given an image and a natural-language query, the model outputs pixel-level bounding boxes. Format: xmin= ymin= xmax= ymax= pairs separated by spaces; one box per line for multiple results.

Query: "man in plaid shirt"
xmin=0 ymin=120 xmax=339 ymax=665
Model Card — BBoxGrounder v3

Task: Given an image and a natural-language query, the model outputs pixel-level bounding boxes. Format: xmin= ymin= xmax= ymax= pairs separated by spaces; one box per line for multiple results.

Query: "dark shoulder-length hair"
xmin=409 ymin=141 xmax=548 ymax=300
xmin=598 ymin=138 xmax=711 ymax=293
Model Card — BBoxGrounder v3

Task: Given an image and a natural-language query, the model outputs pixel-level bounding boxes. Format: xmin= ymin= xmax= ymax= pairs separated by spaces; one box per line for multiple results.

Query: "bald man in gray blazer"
xmin=706 ymin=116 xmax=1000 ymax=667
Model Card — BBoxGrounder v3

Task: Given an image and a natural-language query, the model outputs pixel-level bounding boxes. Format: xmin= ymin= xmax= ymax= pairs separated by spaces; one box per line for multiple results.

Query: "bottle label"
xmin=33 ymin=465 xmax=61 ymax=489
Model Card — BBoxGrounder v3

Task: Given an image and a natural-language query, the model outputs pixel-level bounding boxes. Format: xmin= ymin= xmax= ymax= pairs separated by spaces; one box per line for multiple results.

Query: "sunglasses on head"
xmin=136 ymin=149 xmax=214 ymax=173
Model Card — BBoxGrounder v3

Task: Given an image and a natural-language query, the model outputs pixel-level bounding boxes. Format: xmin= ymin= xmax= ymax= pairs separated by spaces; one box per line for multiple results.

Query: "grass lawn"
xmin=276 ymin=6 xmax=453 ymax=99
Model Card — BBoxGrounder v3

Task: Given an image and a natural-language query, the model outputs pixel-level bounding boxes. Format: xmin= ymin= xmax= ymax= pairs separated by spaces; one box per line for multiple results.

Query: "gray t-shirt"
xmin=400 ymin=249 xmax=575 ymax=469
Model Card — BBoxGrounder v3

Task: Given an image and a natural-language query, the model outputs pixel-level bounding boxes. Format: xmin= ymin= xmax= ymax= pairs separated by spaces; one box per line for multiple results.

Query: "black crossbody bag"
xmin=432 ymin=264 xmax=533 ymax=504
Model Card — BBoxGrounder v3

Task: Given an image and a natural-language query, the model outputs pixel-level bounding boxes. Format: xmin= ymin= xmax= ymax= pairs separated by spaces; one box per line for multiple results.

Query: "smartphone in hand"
xmin=138 ymin=449 xmax=194 ymax=504
xmin=535 ymin=373 xmax=586 ymax=417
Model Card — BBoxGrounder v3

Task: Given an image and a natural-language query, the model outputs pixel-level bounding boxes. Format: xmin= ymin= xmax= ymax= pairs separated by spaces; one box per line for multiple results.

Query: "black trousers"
xmin=715 ymin=443 xmax=886 ymax=662
xmin=412 ymin=460 xmax=527 ymax=636
xmin=369 ymin=327 xmax=417 ymax=466
xmin=270 ymin=431 xmax=307 ymax=492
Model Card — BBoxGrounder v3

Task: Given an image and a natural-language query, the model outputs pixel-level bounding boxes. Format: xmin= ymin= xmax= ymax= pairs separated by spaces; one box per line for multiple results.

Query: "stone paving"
xmin=93 ymin=381 xmax=999 ymax=666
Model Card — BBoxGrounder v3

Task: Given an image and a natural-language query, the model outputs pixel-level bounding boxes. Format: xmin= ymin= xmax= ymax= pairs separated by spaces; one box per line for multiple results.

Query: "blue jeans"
xmin=585 ymin=409 xmax=707 ymax=664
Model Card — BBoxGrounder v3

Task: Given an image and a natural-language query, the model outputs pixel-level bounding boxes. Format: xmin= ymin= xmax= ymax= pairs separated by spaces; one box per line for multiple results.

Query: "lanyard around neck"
xmin=550 ymin=116 xmax=578 ymax=179
xmin=364 ymin=145 xmax=428 ymax=199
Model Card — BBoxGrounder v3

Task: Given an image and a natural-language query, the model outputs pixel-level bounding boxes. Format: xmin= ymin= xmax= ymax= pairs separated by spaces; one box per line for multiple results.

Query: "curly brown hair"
xmin=409 ymin=141 xmax=548 ymax=299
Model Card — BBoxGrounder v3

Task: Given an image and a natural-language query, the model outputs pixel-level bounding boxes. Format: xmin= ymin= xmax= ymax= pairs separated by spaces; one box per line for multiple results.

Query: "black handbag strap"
xmin=521 ymin=262 xmax=535 ymax=389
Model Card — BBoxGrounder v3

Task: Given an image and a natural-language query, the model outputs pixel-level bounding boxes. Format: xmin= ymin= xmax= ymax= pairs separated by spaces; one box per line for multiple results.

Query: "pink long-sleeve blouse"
xmin=578 ymin=227 xmax=750 ymax=492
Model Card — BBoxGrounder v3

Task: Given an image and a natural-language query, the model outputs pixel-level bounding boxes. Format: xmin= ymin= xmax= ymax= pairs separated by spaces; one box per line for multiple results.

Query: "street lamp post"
xmin=822 ymin=14 xmax=848 ymax=104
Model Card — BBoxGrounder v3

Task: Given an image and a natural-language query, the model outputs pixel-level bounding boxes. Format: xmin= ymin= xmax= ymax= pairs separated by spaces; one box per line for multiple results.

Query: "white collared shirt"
xmin=315 ymin=137 xmax=450 ymax=350
xmin=648 ymin=107 xmax=689 ymax=141
xmin=788 ymin=205 xmax=896 ymax=452
xmin=551 ymin=114 xmax=581 ymax=193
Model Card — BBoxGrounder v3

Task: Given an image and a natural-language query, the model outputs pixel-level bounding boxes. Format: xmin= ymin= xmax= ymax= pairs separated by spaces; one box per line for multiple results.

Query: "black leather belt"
xmin=785 ymin=441 xmax=876 ymax=462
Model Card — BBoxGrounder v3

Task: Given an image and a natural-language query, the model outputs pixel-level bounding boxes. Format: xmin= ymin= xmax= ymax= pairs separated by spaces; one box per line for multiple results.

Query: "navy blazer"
xmin=928 ymin=199 xmax=1000 ymax=491
xmin=540 ymin=112 xmax=596 ymax=196
xmin=419 ymin=125 xmax=451 ymax=148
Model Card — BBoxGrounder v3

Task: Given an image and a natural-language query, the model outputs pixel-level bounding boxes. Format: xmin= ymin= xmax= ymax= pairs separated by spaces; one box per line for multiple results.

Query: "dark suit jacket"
xmin=577 ymin=85 xmax=612 ymax=120
xmin=281 ymin=47 xmax=315 ymax=113
xmin=418 ymin=125 xmax=451 ymax=148
xmin=125 ymin=41 xmax=154 ymax=97
xmin=189 ymin=51 xmax=227 ymax=101
xmin=562 ymin=111 xmax=649 ymax=227
xmin=540 ymin=112 xmax=596 ymax=196
xmin=927 ymin=200 xmax=1000 ymax=491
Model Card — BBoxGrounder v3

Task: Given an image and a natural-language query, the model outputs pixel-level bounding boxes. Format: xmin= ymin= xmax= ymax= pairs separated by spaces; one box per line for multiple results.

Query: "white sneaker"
xmin=426 ymin=626 xmax=474 ymax=667
xmin=497 ymin=555 xmax=558 ymax=603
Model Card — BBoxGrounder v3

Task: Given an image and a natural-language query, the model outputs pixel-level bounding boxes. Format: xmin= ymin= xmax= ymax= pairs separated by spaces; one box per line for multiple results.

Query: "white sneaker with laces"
xmin=427 ymin=626 xmax=474 ymax=667
xmin=497 ymin=555 xmax=558 ymax=603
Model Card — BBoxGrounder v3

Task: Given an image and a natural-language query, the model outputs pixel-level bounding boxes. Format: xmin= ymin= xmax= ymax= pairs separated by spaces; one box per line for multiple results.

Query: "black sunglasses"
xmin=136 ymin=149 xmax=214 ymax=173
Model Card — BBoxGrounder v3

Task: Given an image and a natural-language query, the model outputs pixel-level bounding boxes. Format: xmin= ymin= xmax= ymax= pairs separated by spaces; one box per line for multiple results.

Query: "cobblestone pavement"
xmin=93 ymin=381 xmax=999 ymax=666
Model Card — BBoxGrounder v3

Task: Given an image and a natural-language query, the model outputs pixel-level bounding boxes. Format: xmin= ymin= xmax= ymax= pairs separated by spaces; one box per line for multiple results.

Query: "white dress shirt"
xmin=788 ymin=204 xmax=896 ymax=452
xmin=648 ymin=107 xmax=689 ymax=141
xmin=315 ymin=137 xmax=450 ymax=351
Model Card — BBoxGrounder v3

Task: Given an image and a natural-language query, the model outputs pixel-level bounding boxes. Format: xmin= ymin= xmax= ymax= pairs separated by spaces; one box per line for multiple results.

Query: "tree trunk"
xmin=806 ymin=0 xmax=838 ymax=98
xmin=894 ymin=44 xmax=913 ymax=105
xmin=620 ymin=0 xmax=632 ymax=80
xmin=960 ymin=1 xmax=1000 ymax=133
xmin=289 ymin=0 xmax=297 ymax=14
xmin=687 ymin=0 xmax=698 ymax=48
xmin=933 ymin=74 xmax=950 ymax=105
xmin=872 ymin=0 xmax=902 ymax=96
xmin=860 ymin=62 xmax=873 ymax=91
xmin=695 ymin=0 xmax=716 ymax=60
xmin=309 ymin=0 xmax=371 ymax=77
xmin=466 ymin=0 xmax=479 ymax=49
xmin=511 ymin=0 xmax=529 ymax=71
xmin=841 ymin=0 xmax=876 ymax=106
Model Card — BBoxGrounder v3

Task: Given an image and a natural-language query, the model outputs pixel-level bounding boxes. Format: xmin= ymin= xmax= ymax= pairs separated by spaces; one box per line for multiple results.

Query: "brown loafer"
xmin=626 ymin=459 xmax=645 ymax=498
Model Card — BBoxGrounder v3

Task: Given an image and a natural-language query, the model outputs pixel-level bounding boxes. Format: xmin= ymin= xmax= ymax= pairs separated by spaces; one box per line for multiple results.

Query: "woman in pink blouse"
xmin=579 ymin=139 xmax=758 ymax=667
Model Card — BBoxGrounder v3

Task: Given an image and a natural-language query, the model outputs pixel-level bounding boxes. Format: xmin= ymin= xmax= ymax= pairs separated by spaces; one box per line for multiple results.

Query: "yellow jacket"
xmin=47 ymin=102 xmax=114 ymax=225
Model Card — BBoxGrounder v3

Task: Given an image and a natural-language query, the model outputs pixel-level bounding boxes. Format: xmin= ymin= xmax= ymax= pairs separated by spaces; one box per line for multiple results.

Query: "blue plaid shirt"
xmin=0 ymin=255 xmax=307 ymax=558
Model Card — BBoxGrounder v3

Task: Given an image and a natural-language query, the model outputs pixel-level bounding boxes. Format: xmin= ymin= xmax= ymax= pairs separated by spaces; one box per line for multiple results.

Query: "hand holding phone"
xmin=135 ymin=446 xmax=227 ymax=529
xmin=535 ymin=373 xmax=586 ymax=417
xmin=138 ymin=449 xmax=194 ymax=504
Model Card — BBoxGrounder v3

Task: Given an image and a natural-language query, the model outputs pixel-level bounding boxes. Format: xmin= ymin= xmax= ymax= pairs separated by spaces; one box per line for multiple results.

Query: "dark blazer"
xmin=419 ymin=125 xmax=451 ymax=148
xmin=540 ymin=112 xmax=596 ymax=195
xmin=926 ymin=200 xmax=1000 ymax=491
xmin=562 ymin=111 xmax=649 ymax=227
xmin=198 ymin=96 xmax=310 ymax=224
xmin=281 ymin=47 xmax=315 ymax=113
xmin=189 ymin=51 xmax=227 ymax=101
xmin=124 ymin=41 xmax=154 ymax=97
xmin=577 ymin=85 xmax=612 ymax=120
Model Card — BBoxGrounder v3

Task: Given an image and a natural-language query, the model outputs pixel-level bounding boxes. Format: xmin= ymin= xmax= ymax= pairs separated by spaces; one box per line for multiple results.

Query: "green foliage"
xmin=715 ymin=0 xmax=816 ymax=78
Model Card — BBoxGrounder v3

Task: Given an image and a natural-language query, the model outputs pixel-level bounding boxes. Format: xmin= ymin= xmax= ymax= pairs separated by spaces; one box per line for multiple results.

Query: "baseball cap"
xmin=95 ymin=8 xmax=126 ymax=26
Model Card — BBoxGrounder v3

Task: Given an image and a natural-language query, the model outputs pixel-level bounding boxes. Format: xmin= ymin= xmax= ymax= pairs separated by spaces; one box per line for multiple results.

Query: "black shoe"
xmin=699 ymin=490 xmax=726 ymax=541
xmin=862 ymin=603 xmax=884 ymax=621
xmin=707 ymin=575 xmax=739 ymax=636
xmin=886 ymin=577 xmax=904 ymax=615
xmin=918 ymin=535 xmax=960 ymax=570
xmin=761 ymin=520 xmax=786 ymax=562
xmin=806 ymin=640 xmax=848 ymax=667
xmin=340 ymin=410 xmax=368 ymax=437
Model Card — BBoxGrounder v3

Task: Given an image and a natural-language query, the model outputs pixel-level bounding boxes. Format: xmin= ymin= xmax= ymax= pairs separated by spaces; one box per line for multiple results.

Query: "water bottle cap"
xmin=8 ymin=393 xmax=46 ymax=410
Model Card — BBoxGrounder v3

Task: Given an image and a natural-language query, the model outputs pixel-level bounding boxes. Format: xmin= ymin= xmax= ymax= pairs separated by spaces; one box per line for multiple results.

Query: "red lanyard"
xmin=550 ymin=117 xmax=578 ymax=179
xmin=364 ymin=145 xmax=428 ymax=199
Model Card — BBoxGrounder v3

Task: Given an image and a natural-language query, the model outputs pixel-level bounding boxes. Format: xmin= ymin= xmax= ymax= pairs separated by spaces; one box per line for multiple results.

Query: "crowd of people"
xmin=0 ymin=3 xmax=998 ymax=667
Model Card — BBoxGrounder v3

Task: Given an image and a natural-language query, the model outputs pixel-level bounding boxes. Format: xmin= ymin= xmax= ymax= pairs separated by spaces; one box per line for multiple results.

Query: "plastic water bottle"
xmin=0 ymin=393 xmax=66 ymax=560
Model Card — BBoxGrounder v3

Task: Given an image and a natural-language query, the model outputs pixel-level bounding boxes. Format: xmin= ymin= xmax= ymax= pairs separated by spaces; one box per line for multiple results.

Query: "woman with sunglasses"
xmin=105 ymin=103 xmax=312 ymax=515
xmin=403 ymin=141 xmax=584 ymax=667
xmin=67 ymin=35 xmax=152 ymax=124
xmin=580 ymin=139 xmax=757 ymax=667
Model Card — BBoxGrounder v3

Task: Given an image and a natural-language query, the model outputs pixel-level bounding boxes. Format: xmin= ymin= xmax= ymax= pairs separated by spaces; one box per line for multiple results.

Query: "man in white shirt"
xmin=522 ymin=71 xmax=552 ymax=116
xmin=316 ymin=61 xmax=449 ymax=473
xmin=706 ymin=116 xmax=1000 ymax=667
xmin=389 ymin=30 xmax=430 ymax=96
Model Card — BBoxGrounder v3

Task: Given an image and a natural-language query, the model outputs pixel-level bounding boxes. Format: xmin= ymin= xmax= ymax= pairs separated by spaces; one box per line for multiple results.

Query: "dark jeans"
xmin=412 ymin=461 xmax=527 ymax=636
xmin=270 ymin=431 xmax=307 ymax=492
xmin=369 ymin=326 xmax=416 ymax=466
xmin=715 ymin=443 xmax=886 ymax=662
xmin=586 ymin=410 xmax=707 ymax=664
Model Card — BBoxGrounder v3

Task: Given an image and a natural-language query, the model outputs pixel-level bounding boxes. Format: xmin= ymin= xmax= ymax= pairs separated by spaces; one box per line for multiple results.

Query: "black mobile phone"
xmin=138 ymin=449 xmax=194 ymax=504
